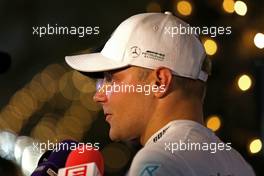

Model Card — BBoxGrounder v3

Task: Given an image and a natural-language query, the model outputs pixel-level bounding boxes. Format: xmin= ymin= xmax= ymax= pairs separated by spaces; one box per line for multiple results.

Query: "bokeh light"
xmin=31 ymin=115 xmax=57 ymax=143
xmin=206 ymin=115 xmax=221 ymax=132
xmin=14 ymin=136 xmax=34 ymax=165
xmin=238 ymin=74 xmax=252 ymax=91
xmin=254 ymin=33 xmax=264 ymax=49
xmin=176 ymin=1 xmax=192 ymax=16
xmin=0 ymin=130 xmax=17 ymax=160
xmin=1 ymin=105 xmax=24 ymax=121
xmin=40 ymin=72 xmax=57 ymax=95
xmin=222 ymin=0 xmax=235 ymax=13
xmin=40 ymin=64 xmax=67 ymax=95
xmin=65 ymin=104 xmax=95 ymax=129
xmin=56 ymin=115 xmax=85 ymax=141
xmin=80 ymin=92 xmax=101 ymax=112
xmin=72 ymin=71 xmax=96 ymax=93
xmin=0 ymin=105 xmax=24 ymax=133
xmin=9 ymin=88 xmax=38 ymax=119
xmin=0 ymin=111 xmax=24 ymax=133
xmin=203 ymin=39 xmax=218 ymax=56
xmin=249 ymin=139 xmax=262 ymax=154
xmin=29 ymin=74 xmax=52 ymax=102
xmin=21 ymin=145 xmax=44 ymax=176
xmin=59 ymin=71 xmax=81 ymax=101
xmin=0 ymin=118 xmax=11 ymax=131
xmin=234 ymin=1 xmax=247 ymax=16
xmin=43 ymin=64 xmax=67 ymax=81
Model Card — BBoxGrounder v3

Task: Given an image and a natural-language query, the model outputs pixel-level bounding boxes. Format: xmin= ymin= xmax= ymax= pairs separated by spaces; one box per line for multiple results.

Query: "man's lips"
xmin=104 ymin=113 xmax=112 ymax=122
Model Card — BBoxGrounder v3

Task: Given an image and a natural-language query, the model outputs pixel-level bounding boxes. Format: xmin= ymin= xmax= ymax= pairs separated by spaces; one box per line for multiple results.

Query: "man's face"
xmin=93 ymin=66 xmax=153 ymax=141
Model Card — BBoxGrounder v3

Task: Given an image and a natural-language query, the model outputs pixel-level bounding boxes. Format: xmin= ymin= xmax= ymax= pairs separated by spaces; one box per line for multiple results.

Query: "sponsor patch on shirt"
xmin=153 ymin=126 xmax=170 ymax=143
xmin=140 ymin=164 xmax=160 ymax=176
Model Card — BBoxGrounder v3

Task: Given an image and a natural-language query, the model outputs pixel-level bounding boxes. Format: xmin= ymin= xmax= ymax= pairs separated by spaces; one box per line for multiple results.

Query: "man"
xmin=65 ymin=12 xmax=255 ymax=176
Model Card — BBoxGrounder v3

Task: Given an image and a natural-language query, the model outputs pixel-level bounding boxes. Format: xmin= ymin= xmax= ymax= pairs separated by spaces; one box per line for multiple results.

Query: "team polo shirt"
xmin=127 ymin=120 xmax=255 ymax=176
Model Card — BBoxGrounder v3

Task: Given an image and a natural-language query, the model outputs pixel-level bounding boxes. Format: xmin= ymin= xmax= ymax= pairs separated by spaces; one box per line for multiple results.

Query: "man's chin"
xmin=109 ymin=129 xmax=120 ymax=141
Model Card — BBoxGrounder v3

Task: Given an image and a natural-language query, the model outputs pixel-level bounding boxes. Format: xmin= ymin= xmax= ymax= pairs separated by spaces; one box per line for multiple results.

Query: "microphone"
xmin=31 ymin=140 xmax=78 ymax=176
xmin=58 ymin=146 xmax=104 ymax=176
xmin=37 ymin=150 xmax=53 ymax=166
xmin=32 ymin=162 xmax=58 ymax=176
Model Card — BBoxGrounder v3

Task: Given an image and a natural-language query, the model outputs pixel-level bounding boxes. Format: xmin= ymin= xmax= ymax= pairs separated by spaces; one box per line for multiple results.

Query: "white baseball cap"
xmin=65 ymin=12 xmax=208 ymax=81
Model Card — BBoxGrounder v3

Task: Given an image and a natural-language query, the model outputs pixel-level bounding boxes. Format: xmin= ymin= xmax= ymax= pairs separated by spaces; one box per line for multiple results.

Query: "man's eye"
xmin=104 ymin=72 xmax=113 ymax=83
xmin=105 ymin=76 xmax=112 ymax=83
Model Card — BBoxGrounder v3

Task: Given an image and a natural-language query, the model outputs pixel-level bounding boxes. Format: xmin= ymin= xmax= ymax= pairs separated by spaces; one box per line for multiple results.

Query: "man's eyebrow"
xmin=79 ymin=71 xmax=103 ymax=79
xmin=108 ymin=66 xmax=131 ymax=74
xmin=104 ymin=71 xmax=112 ymax=77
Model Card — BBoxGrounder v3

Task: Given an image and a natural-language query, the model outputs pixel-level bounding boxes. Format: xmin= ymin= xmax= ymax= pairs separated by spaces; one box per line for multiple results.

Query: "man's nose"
xmin=93 ymin=89 xmax=108 ymax=104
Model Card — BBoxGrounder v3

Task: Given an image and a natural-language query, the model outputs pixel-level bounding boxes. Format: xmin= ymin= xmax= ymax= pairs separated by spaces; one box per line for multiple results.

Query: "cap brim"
xmin=65 ymin=53 xmax=129 ymax=78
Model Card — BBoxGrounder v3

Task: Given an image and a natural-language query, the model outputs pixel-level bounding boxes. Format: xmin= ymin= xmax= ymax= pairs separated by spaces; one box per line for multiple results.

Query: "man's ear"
xmin=153 ymin=67 xmax=173 ymax=98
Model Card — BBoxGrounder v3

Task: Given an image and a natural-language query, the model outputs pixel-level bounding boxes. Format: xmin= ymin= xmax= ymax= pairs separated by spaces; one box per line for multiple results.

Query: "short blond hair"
xmin=171 ymin=57 xmax=211 ymax=100
xmin=137 ymin=57 xmax=211 ymax=100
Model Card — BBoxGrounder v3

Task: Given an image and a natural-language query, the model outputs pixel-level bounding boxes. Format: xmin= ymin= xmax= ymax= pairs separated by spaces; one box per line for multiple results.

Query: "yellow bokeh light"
xmin=31 ymin=122 xmax=56 ymax=143
xmin=234 ymin=1 xmax=247 ymax=16
xmin=222 ymin=0 xmax=235 ymax=13
xmin=249 ymin=139 xmax=262 ymax=154
xmin=72 ymin=71 xmax=96 ymax=93
xmin=206 ymin=115 xmax=221 ymax=132
xmin=9 ymin=89 xmax=38 ymax=119
xmin=40 ymin=72 xmax=57 ymax=95
xmin=56 ymin=115 xmax=85 ymax=141
xmin=59 ymin=71 xmax=81 ymax=101
xmin=65 ymin=104 xmax=94 ymax=129
xmin=238 ymin=74 xmax=252 ymax=91
xmin=146 ymin=2 xmax=161 ymax=12
xmin=176 ymin=1 xmax=192 ymax=16
xmin=1 ymin=105 xmax=24 ymax=121
xmin=29 ymin=74 xmax=52 ymax=102
xmin=80 ymin=92 xmax=101 ymax=112
xmin=43 ymin=64 xmax=67 ymax=81
xmin=254 ymin=33 xmax=264 ymax=49
xmin=0 ymin=117 xmax=11 ymax=131
xmin=204 ymin=39 xmax=218 ymax=56
xmin=1 ymin=110 xmax=24 ymax=133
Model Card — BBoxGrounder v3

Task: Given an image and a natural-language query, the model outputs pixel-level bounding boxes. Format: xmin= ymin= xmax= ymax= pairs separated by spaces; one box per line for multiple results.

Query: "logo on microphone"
xmin=65 ymin=165 xmax=87 ymax=176
xmin=47 ymin=168 xmax=57 ymax=176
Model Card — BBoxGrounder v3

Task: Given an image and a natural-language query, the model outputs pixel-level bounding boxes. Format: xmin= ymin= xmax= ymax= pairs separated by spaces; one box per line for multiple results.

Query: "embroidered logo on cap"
xmin=142 ymin=50 xmax=165 ymax=61
xmin=130 ymin=46 xmax=141 ymax=58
